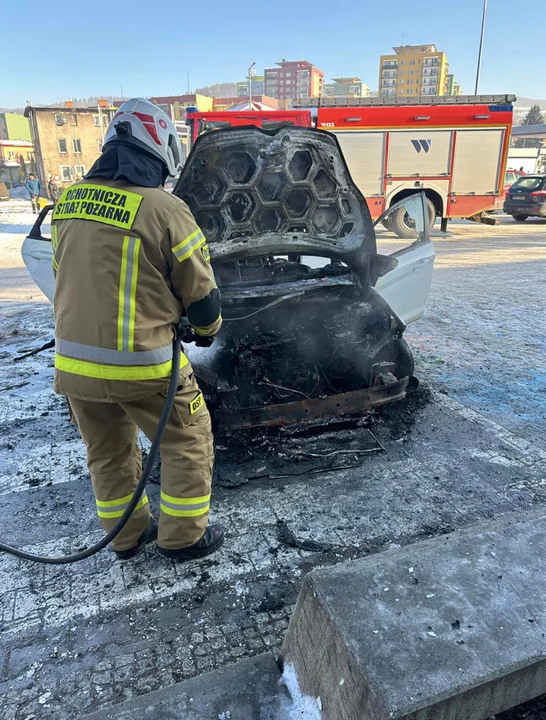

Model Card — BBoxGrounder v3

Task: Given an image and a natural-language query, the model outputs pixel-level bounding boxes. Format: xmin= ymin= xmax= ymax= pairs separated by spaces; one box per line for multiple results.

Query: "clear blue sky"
xmin=2 ymin=0 xmax=545 ymax=107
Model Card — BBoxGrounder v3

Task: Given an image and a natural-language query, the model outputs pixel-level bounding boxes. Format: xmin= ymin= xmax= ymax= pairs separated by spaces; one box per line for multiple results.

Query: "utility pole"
xmin=475 ymin=0 xmax=488 ymax=94
xmin=248 ymin=62 xmax=256 ymax=110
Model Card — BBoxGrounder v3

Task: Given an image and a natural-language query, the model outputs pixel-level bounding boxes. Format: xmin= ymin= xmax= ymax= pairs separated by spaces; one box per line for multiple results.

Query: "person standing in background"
xmin=25 ymin=173 xmax=41 ymax=213
xmin=48 ymin=175 xmax=61 ymax=203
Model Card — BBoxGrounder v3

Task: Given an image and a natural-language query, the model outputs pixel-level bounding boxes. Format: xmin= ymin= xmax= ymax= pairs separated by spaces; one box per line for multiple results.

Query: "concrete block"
xmin=82 ymin=653 xmax=285 ymax=719
xmin=282 ymin=508 xmax=546 ymax=720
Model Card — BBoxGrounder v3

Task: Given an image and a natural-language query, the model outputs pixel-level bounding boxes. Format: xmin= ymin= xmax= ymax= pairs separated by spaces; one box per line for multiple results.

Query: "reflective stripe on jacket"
xmin=52 ymin=178 xmax=221 ymax=402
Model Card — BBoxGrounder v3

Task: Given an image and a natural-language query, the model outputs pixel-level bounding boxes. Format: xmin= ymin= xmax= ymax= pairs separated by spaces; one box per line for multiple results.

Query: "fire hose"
xmin=0 ymin=324 xmax=210 ymax=564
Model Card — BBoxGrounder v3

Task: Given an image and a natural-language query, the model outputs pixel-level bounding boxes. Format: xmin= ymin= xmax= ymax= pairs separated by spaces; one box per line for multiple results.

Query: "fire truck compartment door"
xmin=451 ymin=129 xmax=505 ymax=195
xmin=388 ymin=130 xmax=453 ymax=177
xmin=334 ymin=131 xmax=385 ymax=196
xmin=375 ymin=239 xmax=435 ymax=324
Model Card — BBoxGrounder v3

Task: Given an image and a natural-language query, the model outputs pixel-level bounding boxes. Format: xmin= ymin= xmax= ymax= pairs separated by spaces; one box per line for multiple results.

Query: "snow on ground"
xmin=280 ymin=663 xmax=322 ymax=719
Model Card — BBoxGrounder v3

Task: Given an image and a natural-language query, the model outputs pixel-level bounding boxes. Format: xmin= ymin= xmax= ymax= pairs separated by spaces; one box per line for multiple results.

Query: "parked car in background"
xmin=493 ymin=169 xmax=525 ymax=210
xmin=503 ymin=175 xmax=546 ymax=221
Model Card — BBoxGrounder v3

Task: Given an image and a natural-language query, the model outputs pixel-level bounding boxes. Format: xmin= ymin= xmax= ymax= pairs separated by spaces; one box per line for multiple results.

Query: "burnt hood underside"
xmin=173 ymin=125 xmax=379 ymax=286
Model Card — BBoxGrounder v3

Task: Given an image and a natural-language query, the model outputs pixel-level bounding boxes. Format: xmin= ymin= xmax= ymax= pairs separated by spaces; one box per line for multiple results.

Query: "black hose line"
xmin=0 ymin=332 xmax=182 ymax=565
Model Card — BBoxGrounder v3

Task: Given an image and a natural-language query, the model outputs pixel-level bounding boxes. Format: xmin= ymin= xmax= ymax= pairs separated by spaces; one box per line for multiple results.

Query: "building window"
xmin=70 ymin=114 xmax=78 ymax=126
xmin=58 ymin=139 xmax=67 ymax=153
xmin=399 ymin=79 xmax=405 ymax=85
xmin=399 ymin=71 xmax=404 ymax=76
xmin=400 ymin=61 xmax=405 ymax=66
xmin=55 ymin=114 xmax=64 ymax=126
xmin=409 ymin=70 xmax=414 ymax=75
xmin=74 ymin=164 xmax=86 ymax=177
xmin=408 ymin=89 xmax=413 ymax=94
xmin=409 ymin=60 xmax=415 ymax=65
xmin=73 ymin=139 xmax=82 ymax=154
xmin=60 ymin=165 xmax=72 ymax=181
xmin=400 ymin=89 xmax=404 ymax=94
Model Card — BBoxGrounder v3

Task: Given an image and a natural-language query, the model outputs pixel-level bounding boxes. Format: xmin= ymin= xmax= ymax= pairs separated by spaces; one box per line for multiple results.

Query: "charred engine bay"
xmin=211 ymin=257 xmax=392 ymax=409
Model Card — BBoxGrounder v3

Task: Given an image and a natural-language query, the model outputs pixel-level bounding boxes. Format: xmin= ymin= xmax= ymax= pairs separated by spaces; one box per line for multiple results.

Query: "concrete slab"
xmin=82 ymin=653 xmax=286 ymax=719
xmin=282 ymin=508 xmax=546 ymax=720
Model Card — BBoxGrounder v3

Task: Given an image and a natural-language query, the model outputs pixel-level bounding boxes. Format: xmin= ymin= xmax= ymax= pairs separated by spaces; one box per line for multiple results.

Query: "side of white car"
xmin=21 ymin=195 xmax=435 ymax=325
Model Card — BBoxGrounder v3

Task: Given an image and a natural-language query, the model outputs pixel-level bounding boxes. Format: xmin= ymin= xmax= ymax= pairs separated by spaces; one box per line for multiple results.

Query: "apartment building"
xmin=323 ymin=77 xmax=370 ymax=98
xmin=25 ymin=103 xmax=116 ymax=184
xmin=379 ymin=45 xmax=451 ymax=99
xmin=264 ymin=59 xmax=324 ymax=105
xmin=446 ymin=74 xmax=462 ymax=96
xmin=237 ymin=76 xmax=265 ymax=97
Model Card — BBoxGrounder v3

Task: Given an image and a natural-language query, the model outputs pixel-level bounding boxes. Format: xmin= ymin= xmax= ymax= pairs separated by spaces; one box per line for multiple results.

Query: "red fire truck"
xmin=186 ymin=94 xmax=515 ymax=235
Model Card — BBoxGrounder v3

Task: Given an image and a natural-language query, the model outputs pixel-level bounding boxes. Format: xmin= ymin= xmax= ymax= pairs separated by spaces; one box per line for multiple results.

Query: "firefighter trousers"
xmin=68 ymin=375 xmax=214 ymax=552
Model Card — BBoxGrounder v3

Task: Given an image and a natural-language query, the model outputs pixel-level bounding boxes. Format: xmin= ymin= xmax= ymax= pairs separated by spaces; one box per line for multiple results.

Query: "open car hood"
xmin=173 ymin=126 xmax=379 ymax=287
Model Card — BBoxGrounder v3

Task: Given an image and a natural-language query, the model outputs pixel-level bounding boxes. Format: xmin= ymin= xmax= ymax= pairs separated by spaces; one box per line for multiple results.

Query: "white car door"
xmin=21 ymin=236 xmax=55 ymax=303
xmin=21 ymin=207 xmax=55 ymax=303
xmin=374 ymin=193 xmax=435 ymax=324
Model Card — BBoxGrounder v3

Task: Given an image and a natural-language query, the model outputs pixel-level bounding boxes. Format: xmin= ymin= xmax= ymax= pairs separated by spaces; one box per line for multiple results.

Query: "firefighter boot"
xmin=115 ymin=517 xmax=158 ymax=560
xmin=157 ymin=524 xmax=224 ymax=560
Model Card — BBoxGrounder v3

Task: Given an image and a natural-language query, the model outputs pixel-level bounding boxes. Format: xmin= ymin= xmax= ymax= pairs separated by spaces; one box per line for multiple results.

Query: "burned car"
xmin=172 ymin=126 xmax=434 ymax=430
xmin=21 ymin=126 xmax=434 ymax=432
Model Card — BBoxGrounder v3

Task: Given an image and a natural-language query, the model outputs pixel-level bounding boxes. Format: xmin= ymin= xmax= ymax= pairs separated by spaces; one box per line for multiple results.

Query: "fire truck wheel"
xmin=389 ymin=198 xmax=436 ymax=239
xmin=512 ymin=214 xmax=528 ymax=222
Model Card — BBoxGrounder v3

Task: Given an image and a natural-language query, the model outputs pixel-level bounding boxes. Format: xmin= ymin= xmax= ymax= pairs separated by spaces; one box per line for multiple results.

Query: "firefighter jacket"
xmin=51 ymin=178 xmax=222 ymax=402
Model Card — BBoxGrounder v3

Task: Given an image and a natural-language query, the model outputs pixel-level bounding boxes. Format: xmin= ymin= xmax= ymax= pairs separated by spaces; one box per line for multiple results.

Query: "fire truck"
xmin=186 ymin=94 xmax=515 ymax=236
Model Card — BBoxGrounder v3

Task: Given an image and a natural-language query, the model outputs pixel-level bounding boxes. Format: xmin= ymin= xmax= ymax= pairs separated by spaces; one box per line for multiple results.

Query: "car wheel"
xmin=512 ymin=214 xmax=528 ymax=222
xmin=369 ymin=338 xmax=415 ymax=382
xmin=389 ymin=198 xmax=436 ymax=239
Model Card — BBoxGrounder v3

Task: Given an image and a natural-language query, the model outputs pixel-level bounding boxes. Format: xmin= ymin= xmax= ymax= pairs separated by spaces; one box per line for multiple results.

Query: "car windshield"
xmin=511 ymin=177 xmax=544 ymax=191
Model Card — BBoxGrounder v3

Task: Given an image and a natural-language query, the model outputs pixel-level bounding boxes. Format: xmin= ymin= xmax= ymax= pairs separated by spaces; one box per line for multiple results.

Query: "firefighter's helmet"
xmin=104 ymin=98 xmax=183 ymax=177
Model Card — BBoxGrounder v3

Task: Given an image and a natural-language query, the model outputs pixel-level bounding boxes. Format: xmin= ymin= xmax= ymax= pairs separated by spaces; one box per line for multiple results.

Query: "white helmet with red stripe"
xmin=104 ymin=98 xmax=183 ymax=177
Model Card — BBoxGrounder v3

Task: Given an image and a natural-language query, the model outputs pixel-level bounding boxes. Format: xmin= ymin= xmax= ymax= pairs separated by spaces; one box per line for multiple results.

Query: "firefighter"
xmin=51 ymin=98 xmax=224 ymax=561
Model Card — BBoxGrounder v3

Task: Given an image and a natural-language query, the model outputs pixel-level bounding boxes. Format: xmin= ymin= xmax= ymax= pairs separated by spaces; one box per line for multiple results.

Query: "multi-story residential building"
xmin=150 ymin=94 xmax=214 ymax=121
xmin=446 ymin=74 xmax=462 ymax=96
xmin=0 ymin=113 xmax=32 ymax=142
xmin=237 ymin=76 xmax=265 ymax=97
xmin=378 ymin=45 xmax=450 ymax=99
xmin=264 ymin=59 xmax=324 ymax=105
xmin=24 ymin=102 xmax=116 ymax=184
xmin=323 ymin=77 xmax=370 ymax=98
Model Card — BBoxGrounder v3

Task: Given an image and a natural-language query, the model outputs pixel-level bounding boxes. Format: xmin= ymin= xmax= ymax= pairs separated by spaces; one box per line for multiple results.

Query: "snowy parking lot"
xmin=0 ymin=196 xmax=545 ymax=719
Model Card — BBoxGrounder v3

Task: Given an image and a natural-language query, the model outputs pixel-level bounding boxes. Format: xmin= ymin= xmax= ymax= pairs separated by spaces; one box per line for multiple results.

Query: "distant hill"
xmin=513 ymin=97 xmax=546 ymax=125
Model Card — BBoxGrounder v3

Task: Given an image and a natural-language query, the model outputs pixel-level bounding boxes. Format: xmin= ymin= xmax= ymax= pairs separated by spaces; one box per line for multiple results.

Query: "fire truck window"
xmin=198 ymin=121 xmax=232 ymax=136
xmin=262 ymin=121 xmax=296 ymax=130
